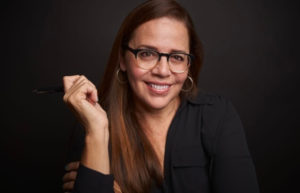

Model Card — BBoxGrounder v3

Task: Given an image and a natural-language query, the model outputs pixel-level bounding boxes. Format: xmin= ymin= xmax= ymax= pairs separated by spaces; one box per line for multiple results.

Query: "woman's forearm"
xmin=81 ymin=133 xmax=110 ymax=175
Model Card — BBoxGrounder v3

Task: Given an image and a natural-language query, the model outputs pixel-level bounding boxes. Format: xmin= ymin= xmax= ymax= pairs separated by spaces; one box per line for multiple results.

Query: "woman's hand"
xmin=63 ymin=75 xmax=109 ymax=138
xmin=62 ymin=161 xmax=122 ymax=193
xmin=62 ymin=161 xmax=79 ymax=193
xmin=63 ymin=75 xmax=110 ymax=174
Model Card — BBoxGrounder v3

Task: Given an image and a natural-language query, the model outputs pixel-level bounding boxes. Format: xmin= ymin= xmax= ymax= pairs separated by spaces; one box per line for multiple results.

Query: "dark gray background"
xmin=3 ymin=0 xmax=299 ymax=192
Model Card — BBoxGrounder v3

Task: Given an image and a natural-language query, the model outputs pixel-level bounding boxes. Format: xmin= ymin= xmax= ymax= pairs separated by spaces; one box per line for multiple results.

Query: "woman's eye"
xmin=139 ymin=50 xmax=155 ymax=58
xmin=171 ymin=54 xmax=184 ymax=62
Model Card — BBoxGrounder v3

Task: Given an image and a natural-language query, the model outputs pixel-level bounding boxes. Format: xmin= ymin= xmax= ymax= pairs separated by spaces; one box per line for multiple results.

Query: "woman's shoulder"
xmin=186 ymin=89 xmax=240 ymax=123
xmin=187 ymin=89 xmax=231 ymax=107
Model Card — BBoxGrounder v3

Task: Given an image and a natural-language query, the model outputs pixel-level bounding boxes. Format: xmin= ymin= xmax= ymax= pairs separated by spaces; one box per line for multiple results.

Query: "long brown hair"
xmin=98 ymin=0 xmax=203 ymax=192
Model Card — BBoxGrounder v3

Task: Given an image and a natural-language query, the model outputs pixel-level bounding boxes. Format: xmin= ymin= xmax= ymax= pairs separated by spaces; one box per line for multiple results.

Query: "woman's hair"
xmin=97 ymin=0 xmax=203 ymax=192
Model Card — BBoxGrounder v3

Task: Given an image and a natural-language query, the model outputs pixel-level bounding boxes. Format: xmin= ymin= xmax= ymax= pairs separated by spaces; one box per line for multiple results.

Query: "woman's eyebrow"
xmin=137 ymin=45 xmax=157 ymax=50
xmin=137 ymin=45 xmax=188 ymax=53
xmin=170 ymin=49 xmax=189 ymax=54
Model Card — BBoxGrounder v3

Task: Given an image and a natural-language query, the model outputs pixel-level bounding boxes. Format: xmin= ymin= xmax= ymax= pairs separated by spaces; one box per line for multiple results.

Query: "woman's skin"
xmin=120 ymin=17 xmax=189 ymax=111
xmin=62 ymin=161 xmax=79 ymax=192
xmin=63 ymin=75 xmax=110 ymax=174
xmin=121 ymin=17 xmax=189 ymax=170
xmin=62 ymin=16 xmax=189 ymax=192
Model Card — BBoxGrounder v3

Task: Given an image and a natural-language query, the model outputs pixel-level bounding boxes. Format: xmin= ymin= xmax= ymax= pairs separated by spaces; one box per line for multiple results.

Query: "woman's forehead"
xmin=130 ymin=17 xmax=189 ymax=52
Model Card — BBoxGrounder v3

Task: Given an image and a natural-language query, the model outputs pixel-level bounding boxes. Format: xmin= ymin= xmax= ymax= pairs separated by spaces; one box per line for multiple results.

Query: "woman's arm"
xmin=62 ymin=124 xmax=121 ymax=193
xmin=62 ymin=161 xmax=122 ymax=193
xmin=211 ymin=99 xmax=260 ymax=193
xmin=62 ymin=75 xmax=114 ymax=193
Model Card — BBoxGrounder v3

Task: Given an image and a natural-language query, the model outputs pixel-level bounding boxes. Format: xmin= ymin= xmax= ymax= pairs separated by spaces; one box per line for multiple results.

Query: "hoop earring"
xmin=116 ymin=68 xmax=127 ymax=84
xmin=181 ymin=76 xmax=193 ymax=92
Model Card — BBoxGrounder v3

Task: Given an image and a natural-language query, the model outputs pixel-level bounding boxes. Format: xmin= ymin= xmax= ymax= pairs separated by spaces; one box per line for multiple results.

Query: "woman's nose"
xmin=151 ymin=56 xmax=171 ymax=77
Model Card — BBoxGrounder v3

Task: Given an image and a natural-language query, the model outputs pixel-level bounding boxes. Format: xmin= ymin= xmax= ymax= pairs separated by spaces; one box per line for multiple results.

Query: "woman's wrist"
xmin=85 ymin=125 xmax=110 ymax=144
xmin=81 ymin=132 xmax=110 ymax=174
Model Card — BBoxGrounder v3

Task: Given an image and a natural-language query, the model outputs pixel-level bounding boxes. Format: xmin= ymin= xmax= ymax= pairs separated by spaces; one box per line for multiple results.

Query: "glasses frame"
xmin=123 ymin=45 xmax=193 ymax=73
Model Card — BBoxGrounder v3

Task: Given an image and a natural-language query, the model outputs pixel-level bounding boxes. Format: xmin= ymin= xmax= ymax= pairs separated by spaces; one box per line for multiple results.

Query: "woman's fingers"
xmin=65 ymin=161 xmax=80 ymax=171
xmin=63 ymin=75 xmax=91 ymax=96
xmin=71 ymin=79 xmax=98 ymax=104
xmin=62 ymin=170 xmax=77 ymax=182
xmin=62 ymin=74 xmax=109 ymax=137
xmin=62 ymin=75 xmax=81 ymax=92
xmin=63 ymin=75 xmax=98 ymax=105
xmin=62 ymin=162 xmax=79 ymax=191
xmin=62 ymin=181 xmax=75 ymax=191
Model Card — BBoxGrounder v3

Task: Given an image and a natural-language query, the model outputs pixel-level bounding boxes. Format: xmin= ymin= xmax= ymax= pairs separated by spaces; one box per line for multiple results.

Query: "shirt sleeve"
xmin=66 ymin=123 xmax=115 ymax=193
xmin=72 ymin=164 xmax=114 ymax=193
xmin=211 ymin=98 xmax=260 ymax=193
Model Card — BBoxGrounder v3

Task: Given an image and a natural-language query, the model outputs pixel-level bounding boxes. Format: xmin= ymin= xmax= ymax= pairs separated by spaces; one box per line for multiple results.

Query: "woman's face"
xmin=121 ymin=17 xmax=189 ymax=111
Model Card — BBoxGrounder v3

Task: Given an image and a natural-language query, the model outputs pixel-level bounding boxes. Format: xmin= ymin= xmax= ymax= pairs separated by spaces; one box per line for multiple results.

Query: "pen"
xmin=32 ymin=86 xmax=64 ymax=94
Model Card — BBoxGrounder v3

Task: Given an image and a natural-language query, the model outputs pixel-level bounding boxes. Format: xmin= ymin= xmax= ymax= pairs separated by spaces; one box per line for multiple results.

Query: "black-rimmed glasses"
xmin=123 ymin=45 xmax=193 ymax=73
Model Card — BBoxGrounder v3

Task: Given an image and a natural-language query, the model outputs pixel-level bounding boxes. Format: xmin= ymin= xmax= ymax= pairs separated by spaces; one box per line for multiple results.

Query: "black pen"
xmin=32 ymin=86 xmax=64 ymax=94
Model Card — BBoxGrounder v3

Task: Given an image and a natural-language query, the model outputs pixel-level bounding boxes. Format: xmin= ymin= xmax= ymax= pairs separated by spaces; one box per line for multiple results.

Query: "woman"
xmin=62 ymin=0 xmax=260 ymax=193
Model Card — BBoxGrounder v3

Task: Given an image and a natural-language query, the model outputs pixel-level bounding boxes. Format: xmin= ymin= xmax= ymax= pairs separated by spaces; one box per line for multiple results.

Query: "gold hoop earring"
xmin=181 ymin=76 xmax=193 ymax=92
xmin=116 ymin=68 xmax=127 ymax=84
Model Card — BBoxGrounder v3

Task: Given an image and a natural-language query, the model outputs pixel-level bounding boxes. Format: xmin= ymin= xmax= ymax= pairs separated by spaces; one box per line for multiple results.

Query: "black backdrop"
xmin=3 ymin=0 xmax=299 ymax=192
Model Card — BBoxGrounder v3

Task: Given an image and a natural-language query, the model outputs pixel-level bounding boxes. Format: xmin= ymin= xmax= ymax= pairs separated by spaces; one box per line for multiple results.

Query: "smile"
xmin=149 ymin=84 xmax=170 ymax=90
xmin=146 ymin=82 xmax=171 ymax=94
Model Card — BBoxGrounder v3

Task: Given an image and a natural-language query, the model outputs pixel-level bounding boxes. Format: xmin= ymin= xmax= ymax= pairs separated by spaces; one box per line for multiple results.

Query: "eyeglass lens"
xmin=136 ymin=50 xmax=189 ymax=73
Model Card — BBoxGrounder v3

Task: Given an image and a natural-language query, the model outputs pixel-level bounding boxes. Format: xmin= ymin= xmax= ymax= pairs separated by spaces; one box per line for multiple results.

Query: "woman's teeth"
xmin=149 ymin=84 xmax=169 ymax=90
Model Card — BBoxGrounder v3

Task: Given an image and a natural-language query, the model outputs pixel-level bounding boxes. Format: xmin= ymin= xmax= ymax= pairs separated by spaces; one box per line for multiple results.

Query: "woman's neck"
xmin=134 ymin=96 xmax=180 ymax=135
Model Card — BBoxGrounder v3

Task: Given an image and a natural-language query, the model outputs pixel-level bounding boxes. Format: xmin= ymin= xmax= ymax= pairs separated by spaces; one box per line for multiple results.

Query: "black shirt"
xmin=71 ymin=92 xmax=260 ymax=193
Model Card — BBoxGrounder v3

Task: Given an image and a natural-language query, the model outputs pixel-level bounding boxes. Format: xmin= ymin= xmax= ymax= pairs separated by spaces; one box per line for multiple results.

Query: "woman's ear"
xmin=119 ymin=55 xmax=127 ymax=72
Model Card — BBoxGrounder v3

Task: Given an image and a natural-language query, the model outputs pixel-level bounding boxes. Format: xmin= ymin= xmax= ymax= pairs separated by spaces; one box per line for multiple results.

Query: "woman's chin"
xmin=140 ymin=95 xmax=180 ymax=112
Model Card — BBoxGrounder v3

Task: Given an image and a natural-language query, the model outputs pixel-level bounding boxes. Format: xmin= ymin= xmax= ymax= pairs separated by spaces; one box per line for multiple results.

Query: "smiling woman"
xmin=120 ymin=17 xmax=189 ymax=110
xmin=62 ymin=0 xmax=260 ymax=193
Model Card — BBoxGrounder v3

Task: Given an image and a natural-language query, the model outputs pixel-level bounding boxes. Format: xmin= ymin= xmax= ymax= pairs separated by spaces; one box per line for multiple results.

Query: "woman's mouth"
xmin=146 ymin=82 xmax=171 ymax=94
